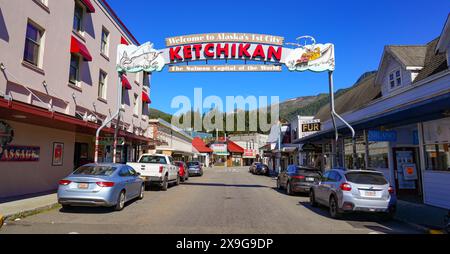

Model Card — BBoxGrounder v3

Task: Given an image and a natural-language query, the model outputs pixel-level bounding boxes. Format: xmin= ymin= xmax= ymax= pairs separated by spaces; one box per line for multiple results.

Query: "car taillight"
xmin=388 ymin=186 xmax=395 ymax=194
xmin=292 ymin=175 xmax=305 ymax=180
xmin=159 ymin=166 xmax=164 ymax=173
xmin=59 ymin=180 xmax=71 ymax=186
xmin=340 ymin=183 xmax=352 ymax=191
xmin=96 ymin=182 xmax=115 ymax=187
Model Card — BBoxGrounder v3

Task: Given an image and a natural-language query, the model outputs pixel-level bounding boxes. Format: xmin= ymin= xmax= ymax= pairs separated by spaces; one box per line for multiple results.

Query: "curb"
xmin=3 ymin=202 xmax=60 ymax=222
xmin=395 ymin=217 xmax=444 ymax=234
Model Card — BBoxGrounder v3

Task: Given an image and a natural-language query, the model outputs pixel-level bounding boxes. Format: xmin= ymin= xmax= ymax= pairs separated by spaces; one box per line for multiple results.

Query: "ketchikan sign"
xmin=117 ymin=33 xmax=335 ymax=73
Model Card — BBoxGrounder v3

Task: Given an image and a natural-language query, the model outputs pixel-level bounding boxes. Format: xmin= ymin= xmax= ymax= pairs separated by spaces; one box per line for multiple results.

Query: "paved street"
xmin=0 ymin=167 xmax=422 ymax=234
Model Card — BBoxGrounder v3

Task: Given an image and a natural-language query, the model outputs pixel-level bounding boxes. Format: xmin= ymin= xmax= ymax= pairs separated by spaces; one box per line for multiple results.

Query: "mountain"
xmin=147 ymin=71 xmax=377 ymax=130
xmin=149 ymin=108 xmax=172 ymax=123
xmin=278 ymin=71 xmax=377 ymax=121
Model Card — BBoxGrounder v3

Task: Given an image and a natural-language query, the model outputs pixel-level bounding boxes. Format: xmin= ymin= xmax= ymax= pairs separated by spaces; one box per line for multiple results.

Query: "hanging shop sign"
xmin=0 ymin=145 xmax=40 ymax=162
xmin=243 ymin=149 xmax=257 ymax=158
xmin=117 ymin=34 xmax=335 ymax=73
xmin=298 ymin=119 xmax=321 ymax=139
xmin=368 ymin=130 xmax=398 ymax=142
xmin=210 ymin=143 xmax=229 ymax=156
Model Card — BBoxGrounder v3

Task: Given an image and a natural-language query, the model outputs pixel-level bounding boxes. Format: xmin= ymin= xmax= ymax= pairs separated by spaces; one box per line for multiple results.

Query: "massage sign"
xmin=0 ymin=121 xmax=40 ymax=162
xmin=116 ymin=33 xmax=335 ymax=73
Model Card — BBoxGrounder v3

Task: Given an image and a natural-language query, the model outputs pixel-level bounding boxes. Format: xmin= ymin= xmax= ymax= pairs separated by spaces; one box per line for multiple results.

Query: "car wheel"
xmin=310 ymin=190 xmax=318 ymax=207
xmin=286 ymin=182 xmax=293 ymax=196
xmin=114 ymin=191 xmax=126 ymax=211
xmin=138 ymin=185 xmax=145 ymax=200
xmin=329 ymin=196 xmax=342 ymax=219
xmin=161 ymin=175 xmax=168 ymax=191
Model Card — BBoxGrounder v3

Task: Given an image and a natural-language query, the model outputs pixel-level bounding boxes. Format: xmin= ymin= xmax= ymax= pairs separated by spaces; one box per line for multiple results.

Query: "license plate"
xmin=78 ymin=183 xmax=89 ymax=189
xmin=365 ymin=191 xmax=376 ymax=197
xmin=306 ymin=177 xmax=315 ymax=182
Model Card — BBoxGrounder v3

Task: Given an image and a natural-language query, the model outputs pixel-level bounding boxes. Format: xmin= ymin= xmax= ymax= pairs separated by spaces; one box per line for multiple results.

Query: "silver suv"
xmin=309 ymin=169 xmax=397 ymax=220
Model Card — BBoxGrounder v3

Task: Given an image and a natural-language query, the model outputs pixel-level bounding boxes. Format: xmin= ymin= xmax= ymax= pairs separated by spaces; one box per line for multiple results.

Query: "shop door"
xmin=74 ymin=143 xmax=89 ymax=169
xmin=393 ymin=148 xmax=422 ymax=201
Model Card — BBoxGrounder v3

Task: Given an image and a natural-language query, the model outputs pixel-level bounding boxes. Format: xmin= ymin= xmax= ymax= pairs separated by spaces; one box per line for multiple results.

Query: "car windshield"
xmin=139 ymin=155 xmax=167 ymax=164
xmin=188 ymin=162 xmax=199 ymax=167
xmin=73 ymin=165 xmax=116 ymax=176
xmin=345 ymin=172 xmax=388 ymax=185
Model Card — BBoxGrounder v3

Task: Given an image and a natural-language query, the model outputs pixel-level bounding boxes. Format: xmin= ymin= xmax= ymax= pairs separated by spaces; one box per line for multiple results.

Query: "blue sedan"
xmin=57 ymin=163 xmax=145 ymax=211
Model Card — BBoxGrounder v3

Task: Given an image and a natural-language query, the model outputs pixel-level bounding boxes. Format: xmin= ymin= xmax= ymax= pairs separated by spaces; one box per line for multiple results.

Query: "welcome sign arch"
xmin=116 ymin=33 xmax=335 ymax=73
xmin=95 ymin=32 xmax=357 ymax=169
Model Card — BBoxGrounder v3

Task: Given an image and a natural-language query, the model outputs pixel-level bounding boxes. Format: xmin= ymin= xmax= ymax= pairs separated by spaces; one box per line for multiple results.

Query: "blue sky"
xmin=107 ymin=0 xmax=449 ymax=114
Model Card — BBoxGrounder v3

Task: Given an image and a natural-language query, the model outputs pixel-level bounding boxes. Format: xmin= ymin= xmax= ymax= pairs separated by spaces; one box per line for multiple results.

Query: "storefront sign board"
xmin=368 ymin=130 xmax=397 ymax=142
xmin=0 ymin=145 xmax=40 ymax=162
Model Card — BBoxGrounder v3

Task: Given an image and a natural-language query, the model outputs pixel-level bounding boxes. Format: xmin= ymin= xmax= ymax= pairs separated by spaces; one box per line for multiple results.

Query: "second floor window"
xmin=69 ymin=54 xmax=80 ymax=85
xmin=73 ymin=3 xmax=84 ymax=32
xmin=101 ymin=28 xmax=109 ymax=56
xmin=24 ymin=22 xmax=44 ymax=66
xmin=98 ymin=70 xmax=107 ymax=99
xmin=143 ymin=72 xmax=150 ymax=87
xmin=133 ymin=94 xmax=139 ymax=115
xmin=389 ymin=69 xmax=402 ymax=89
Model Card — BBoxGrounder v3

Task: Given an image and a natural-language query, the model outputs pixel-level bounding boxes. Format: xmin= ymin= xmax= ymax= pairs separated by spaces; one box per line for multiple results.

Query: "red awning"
xmin=227 ymin=140 xmax=245 ymax=153
xmin=121 ymin=74 xmax=132 ymax=90
xmin=192 ymin=137 xmax=213 ymax=153
xmin=120 ymin=36 xmax=129 ymax=45
xmin=70 ymin=36 xmax=92 ymax=62
xmin=80 ymin=0 xmax=95 ymax=13
xmin=142 ymin=91 xmax=151 ymax=104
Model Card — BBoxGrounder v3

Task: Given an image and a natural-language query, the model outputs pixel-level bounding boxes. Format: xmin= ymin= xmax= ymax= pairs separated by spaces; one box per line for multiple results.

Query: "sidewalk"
xmin=0 ymin=193 xmax=59 ymax=221
xmin=395 ymin=200 xmax=448 ymax=232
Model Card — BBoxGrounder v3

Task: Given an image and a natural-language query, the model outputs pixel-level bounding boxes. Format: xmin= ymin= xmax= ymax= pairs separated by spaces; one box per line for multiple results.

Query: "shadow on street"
xmin=58 ymin=199 xmax=140 ymax=214
xmin=297 ymin=201 xmax=404 ymax=234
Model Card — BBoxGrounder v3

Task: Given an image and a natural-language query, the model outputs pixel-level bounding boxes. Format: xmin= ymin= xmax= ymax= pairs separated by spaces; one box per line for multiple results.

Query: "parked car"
xmin=187 ymin=161 xmax=203 ymax=176
xmin=174 ymin=161 xmax=189 ymax=182
xmin=309 ymin=168 xmax=397 ymax=220
xmin=57 ymin=164 xmax=144 ymax=211
xmin=249 ymin=162 xmax=261 ymax=174
xmin=127 ymin=154 xmax=180 ymax=191
xmin=277 ymin=165 xmax=322 ymax=195
xmin=255 ymin=164 xmax=270 ymax=176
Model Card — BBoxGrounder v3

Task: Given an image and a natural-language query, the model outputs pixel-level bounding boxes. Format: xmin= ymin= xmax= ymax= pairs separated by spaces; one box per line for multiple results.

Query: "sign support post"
xmin=95 ymin=72 xmax=122 ymax=164
xmin=328 ymin=71 xmax=357 ymax=169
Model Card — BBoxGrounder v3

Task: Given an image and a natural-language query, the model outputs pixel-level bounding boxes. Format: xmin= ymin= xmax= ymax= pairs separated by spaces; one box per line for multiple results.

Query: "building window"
xmin=368 ymin=142 xmax=389 ymax=169
xmin=23 ymin=22 xmax=44 ymax=66
xmin=344 ymin=137 xmax=366 ymax=169
xmin=133 ymin=93 xmax=139 ymax=115
xmin=98 ymin=70 xmax=107 ymax=99
xmin=389 ymin=69 xmax=402 ymax=89
xmin=101 ymin=28 xmax=109 ymax=56
xmin=69 ymin=54 xmax=80 ymax=85
xmin=121 ymin=87 xmax=126 ymax=106
xmin=423 ymin=117 xmax=450 ymax=172
xmin=425 ymin=144 xmax=450 ymax=172
xmin=143 ymin=72 xmax=150 ymax=87
xmin=73 ymin=3 xmax=84 ymax=32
